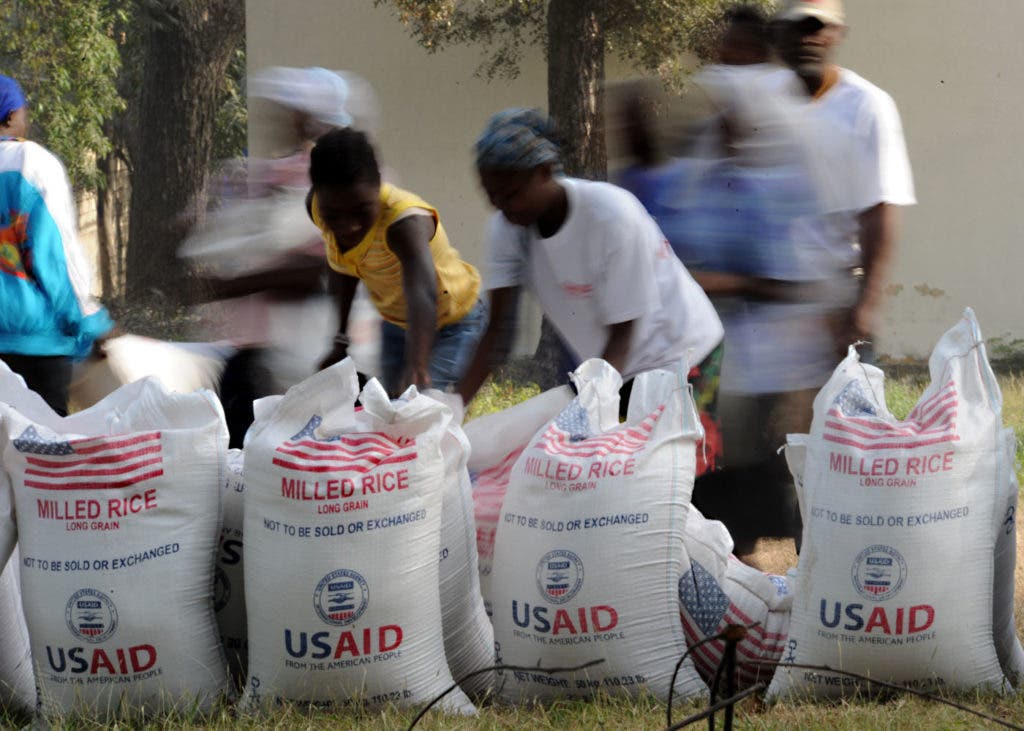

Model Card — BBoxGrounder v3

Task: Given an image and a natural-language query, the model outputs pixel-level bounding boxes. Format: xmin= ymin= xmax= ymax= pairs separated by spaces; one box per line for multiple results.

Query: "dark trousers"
xmin=0 ymin=352 xmax=73 ymax=416
xmin=218 ymin=347 xmax=277 ymax=449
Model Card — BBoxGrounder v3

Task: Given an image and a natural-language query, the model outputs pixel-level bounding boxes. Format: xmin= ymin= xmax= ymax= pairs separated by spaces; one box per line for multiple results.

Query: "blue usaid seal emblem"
xmin=65 ymin=588 xmax=118 ymax=643
xmin=852 ymin=544 xmax=907 ymax=601
xmin=536 ymin=549 xmax=584 ymax=604
xmin=314 ymin=569 xmax=369 ymax=626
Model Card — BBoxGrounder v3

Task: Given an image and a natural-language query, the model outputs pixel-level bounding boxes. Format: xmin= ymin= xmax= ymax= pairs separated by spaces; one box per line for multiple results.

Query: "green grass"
xmin=5 ymin=375 xmax=1024 ymax=730
xmin=464 ymin=379 xmax=541 ymax=422
xmin=5 ymin=690 xmax=1024 ymax=730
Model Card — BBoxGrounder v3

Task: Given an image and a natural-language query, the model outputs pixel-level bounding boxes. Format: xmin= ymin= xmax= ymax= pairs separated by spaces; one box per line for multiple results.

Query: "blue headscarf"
xmin=475 ymin=107 xmax=562 ymax=171
xmin=0 ymin=75 xmax=26 ymax=122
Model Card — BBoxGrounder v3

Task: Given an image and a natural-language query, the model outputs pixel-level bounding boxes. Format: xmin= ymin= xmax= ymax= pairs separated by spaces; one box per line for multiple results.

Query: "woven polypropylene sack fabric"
xmin=0 ymin=378 xmax=231 ymax=717
xmin=464 ymin=386 xmax=574 ymax=618
xmin=240 ymin=360 xmax=473 ymax=713
xmin=0 ymin=360 xmax=60 ymax=570
xmin=0 ymin=364 xmax=62 ymax=712
xmin=993 ymin=427 xmax=1024 ymax=683
xmin=429 ymin=395 xmax=495 ymax=700
xmin=678 ymin=505 xmax=791 ymax=690
xmin=215 ymin=449 xmax=246 ymax=685
xmin=0 ymin=547 xmax=34 ymax=713
xmin=490 ymin=359 xmax=708 ymax=703
xmin=768 ymin=309 xmax=1016 ymax=699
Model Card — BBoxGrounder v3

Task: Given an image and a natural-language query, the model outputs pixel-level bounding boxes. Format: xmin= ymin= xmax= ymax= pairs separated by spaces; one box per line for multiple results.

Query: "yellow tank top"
xmin=312 ymin=184 xmax=480 ymax=328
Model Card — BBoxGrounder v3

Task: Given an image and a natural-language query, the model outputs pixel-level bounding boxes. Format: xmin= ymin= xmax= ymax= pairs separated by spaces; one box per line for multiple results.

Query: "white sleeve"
xmin=594 ymin=201 xmax=660 ymax=326
xmin=853 ymin=90 xmax=916 ymax=209
xmin=484 ymin=214 xmax=526 ymax=290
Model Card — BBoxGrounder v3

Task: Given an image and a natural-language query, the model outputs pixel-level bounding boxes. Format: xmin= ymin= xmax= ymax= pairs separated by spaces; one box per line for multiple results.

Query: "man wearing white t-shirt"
xmin=773 ymin=0 xmax=916 ymax=355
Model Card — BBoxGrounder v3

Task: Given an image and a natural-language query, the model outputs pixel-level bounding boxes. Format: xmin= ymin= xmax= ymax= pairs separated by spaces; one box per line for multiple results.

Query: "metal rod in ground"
xmin=707 ymin=646 xmax=726 ymax=731
xmin=667 ymin=633 xmax=721 ymax=728
xmin=723 ymin=634 xmax=738 ymax=731
xmin=664 ymin=683 xmax=766 ymax=731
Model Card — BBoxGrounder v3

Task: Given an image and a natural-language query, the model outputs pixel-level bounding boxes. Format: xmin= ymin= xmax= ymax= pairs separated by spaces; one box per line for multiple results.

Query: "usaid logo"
xmin=65 ymin=588 xmax=118 ymax=643
xmin=314 ymin=569 xmax=369 ymax=626
xmin=213 ymin=566 xmax=230 ymax=612
xmin=535 ymin=549 xmax=584 ymax=604
xmin=851 ymin=544 xmax=907 ymax=601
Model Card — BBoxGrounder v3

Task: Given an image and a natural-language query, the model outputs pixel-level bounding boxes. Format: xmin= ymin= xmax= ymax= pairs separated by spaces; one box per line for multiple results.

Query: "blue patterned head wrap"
xmin=475 ymin=108 xmax=562 ymax=171
xmin=0 ymin=75 xmax=26 ymax=122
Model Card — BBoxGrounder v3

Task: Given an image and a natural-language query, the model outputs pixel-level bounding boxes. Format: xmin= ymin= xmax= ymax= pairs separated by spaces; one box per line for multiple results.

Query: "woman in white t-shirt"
xmin=458 ymin=108 xmax=725 ymax=474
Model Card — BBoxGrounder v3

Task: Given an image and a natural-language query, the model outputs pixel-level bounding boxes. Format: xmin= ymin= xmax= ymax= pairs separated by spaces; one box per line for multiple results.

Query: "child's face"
xmin=479 ymin=166 xmax=554 ymax=227
xmin=316 ymin=181 xmax=381 ymax=250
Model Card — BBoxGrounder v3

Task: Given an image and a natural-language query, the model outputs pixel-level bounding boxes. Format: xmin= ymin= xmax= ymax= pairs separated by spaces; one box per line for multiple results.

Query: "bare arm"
xmin=457 ymin=286 xmax=520 ymax=403
xmin=601 ymin=320 xmax=635 ymax=374
xmin=194 ymin=253 xmax=326 ymax=303
xmin=854 ymin=202 xmax=899 ymax=339
xmin=387 ymin=215 xmax=438 ymax=392
xmin=693 ymin=271 xmax=812 ymax=302
xmin=318 ymin=270 xmax=360 ymax=370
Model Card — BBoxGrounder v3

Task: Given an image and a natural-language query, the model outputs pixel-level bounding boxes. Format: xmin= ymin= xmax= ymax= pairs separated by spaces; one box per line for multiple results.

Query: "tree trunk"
xmin=95 ymin=150 xmax=116 ymax=300
xmin=546 ymin=0 xmax=607 ymax=180
xmin=125 ymin=0 xmax=244 ymax=303
xmin=527 ymin=0 xmax=607 ymax=389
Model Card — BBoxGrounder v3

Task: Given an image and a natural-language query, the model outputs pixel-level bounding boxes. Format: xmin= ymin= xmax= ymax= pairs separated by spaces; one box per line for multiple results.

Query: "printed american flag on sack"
xmin=272 ymin=415 xmax=416 ymax=474
xmin=534 ymin=402 xmax=664 ymax=458
xmin=13 ymin=426 xmax=163 ymax=490
xmin=678 ymin=559 xmax=786 ymax=688
xmin=823 ymin=380 xmax=959 ymax=451
xmin=472 ymin=447 xmax=524 ymax=558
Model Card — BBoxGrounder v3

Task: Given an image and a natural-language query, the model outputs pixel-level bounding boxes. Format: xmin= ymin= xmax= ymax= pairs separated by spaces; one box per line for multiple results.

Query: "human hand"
xmin=399 ymin=363 xmax=432 ymax=395
xmin=91 ymin=328 xmax=122 ymax=360
xmin=850 ymin=299 xmax=879 ymax=343
xmin=829 ymin=301 xmax=878 ymax=360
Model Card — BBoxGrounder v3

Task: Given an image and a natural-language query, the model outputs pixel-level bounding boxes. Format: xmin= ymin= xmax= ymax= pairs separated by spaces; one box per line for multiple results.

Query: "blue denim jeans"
xmin=380 ymin=299 xmax=489 ymax=395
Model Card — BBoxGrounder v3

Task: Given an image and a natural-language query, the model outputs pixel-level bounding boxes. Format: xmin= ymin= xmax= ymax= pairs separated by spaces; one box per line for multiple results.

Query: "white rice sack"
xmin=768 ymin=308 xmax=1016 ymax=699
xmin=0 ymin=359 xmax=59 ymax=569
xmin=0 ymin=547 xmax=34 ymax=713
xmin=491 ymin=359 xmax=708 ymax=703
xmin=0 ymin=363 xmax=49 ymax=713
xmin=0 ymin=378 xmax=231 ymax=717
xmin=240 ymin=360 xmax=473 ymax=713
xmin=464 ymin=386 xmax=573 ymax=618
xmin=215 ymin=449 xmax=247 ymax=684
xmin=993 ymin=427 xmax=1024 ymax=684
xmin=429 ymin=394 xmax=495 ymax=699
xmin=679 ymin=506 xmax=791 ymax=689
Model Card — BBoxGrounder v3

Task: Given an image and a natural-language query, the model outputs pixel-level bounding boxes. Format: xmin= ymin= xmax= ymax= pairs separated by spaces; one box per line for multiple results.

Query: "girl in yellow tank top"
xmin=307 ymin=128 xmax=486 ymax=395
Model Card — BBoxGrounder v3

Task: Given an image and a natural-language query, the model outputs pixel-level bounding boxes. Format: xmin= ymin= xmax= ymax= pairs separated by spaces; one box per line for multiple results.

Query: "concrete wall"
xmin=246 ymin=0 xmax=552 ymax=351
xmin=246 ymin=0 xmax=548 ymax=261
xmin=248 ymin=0 xmax=1024 ymax=360
xmin=839 ymin=0 xmax=1024 ymax=357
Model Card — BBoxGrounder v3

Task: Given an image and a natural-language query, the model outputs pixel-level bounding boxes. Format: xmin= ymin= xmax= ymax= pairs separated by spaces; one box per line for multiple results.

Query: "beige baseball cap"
xmin=776 ymin=0 xmax=845 ymax=25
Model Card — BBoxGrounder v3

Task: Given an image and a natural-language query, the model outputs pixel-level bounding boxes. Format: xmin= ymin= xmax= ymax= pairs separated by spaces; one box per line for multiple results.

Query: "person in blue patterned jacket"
xmin=0 ymin=75 xmax=113 ymax=414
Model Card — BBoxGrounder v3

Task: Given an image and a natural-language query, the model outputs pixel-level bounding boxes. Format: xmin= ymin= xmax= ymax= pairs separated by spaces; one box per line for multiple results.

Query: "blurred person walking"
xmin=772 ymin=0 xmax=915 ymax=358
xmin=183 ymin=67 xmax=378 ymax=446
xmin=0 ymin=75 xmax=113 ymax=415
xmin=693 ymin=1 xmax=915 ymax=560
xmin=662 ymin=7 xmax=839 ymax=560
